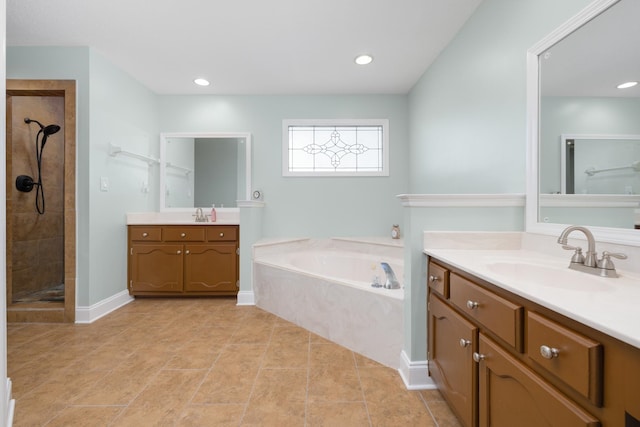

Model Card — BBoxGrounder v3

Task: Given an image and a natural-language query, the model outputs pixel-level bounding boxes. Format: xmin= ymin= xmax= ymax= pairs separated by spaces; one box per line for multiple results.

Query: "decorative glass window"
xmin=283 ymin=119 xmax=389 ymax=176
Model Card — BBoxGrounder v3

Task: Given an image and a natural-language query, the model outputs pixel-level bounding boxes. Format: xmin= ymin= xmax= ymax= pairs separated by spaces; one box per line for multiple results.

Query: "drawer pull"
xmin=540 ymin=345 xmax=560 ymax=360
xmin=180 ymin=233 xmax=186 ymax=238
xmin=185 ymin=250 xmax=190 ymax=255
xmin=177 ymin=250 xmax=182 ymax=255
xmin=459 ymin=339 xmax=471 ymax=348
xmin=142 ymin=232 xmax=148 ymax=237
xmin=220 ymin=232 xmax=224 ymax=237
xmin=473 ymin=352 xmax=485 ymax=363
xmin=429 ymin=275 xmax=440 ymax=283
xmin=466 ymin=300 xmax=479 ymax=309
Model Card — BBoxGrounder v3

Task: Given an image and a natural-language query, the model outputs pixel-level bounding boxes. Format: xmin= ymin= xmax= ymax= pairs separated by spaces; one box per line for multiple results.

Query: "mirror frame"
xmin=525 ymin=0 xmax=640 ymax=246
xmin=159 ymin=132 xmax=252 ymax=212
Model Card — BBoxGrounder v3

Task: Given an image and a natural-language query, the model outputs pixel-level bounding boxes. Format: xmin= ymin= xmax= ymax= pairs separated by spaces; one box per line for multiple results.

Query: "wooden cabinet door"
xmin=429 ymin=294 xmax=478 ymax=427
xmin=130 ymin=244 xmax=183 ymax=293
xmin=477 ymin=334 xmax=600 ymax=427
xmin=184 ymin=243 xmax=238 ymax=293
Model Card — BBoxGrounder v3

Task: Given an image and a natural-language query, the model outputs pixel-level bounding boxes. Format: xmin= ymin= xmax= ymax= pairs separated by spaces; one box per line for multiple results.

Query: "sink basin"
xmin=487 ymin=261 xmax=614 ymax=292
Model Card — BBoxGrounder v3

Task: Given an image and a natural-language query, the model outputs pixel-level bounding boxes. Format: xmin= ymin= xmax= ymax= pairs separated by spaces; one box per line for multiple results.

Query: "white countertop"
xmin=126 ymin=211 xmax=239 ymax=225
xmin=424 ymin=247 xmax=640 ymax=350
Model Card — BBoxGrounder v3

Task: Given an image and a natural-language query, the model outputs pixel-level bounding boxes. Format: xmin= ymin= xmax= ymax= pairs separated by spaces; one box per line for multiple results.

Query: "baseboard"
xmin=236 ymin=290 xmax=255 ymax=306
xmin=398 ymin=350 xmax=437 ymax=390
xmin=75 ymin=290 xmax=134 ymax=324
xmin=6 ymin=378 xmax=15 ymax=427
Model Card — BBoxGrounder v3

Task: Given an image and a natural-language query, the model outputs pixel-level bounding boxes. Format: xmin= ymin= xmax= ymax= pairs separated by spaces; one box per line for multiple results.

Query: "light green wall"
xmin=404 ymin=0 xmax=593 ymax=361
xmin=158 ymin=95 xmax=409 ymax=238
xmin=540 ymin=96 xmax=640 ymax=193
xmin=7 ymin=46 xmax=158 ymax=306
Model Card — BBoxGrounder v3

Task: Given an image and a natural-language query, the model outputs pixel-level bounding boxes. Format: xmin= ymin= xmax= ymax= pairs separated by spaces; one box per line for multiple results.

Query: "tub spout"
xmin=381 ymin=262 xmax=401 ymax=289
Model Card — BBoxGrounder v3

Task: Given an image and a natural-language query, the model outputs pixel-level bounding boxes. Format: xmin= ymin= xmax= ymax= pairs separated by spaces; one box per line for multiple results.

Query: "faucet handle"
xmin=562 ymin=245 xmax=585 ymax=264
xmin=598 ymin=251 xmax=627 ymax=275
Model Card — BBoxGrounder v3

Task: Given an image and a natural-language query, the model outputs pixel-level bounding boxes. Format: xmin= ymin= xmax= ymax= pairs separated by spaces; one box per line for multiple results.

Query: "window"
xmin=283 ymin=119 xmax=389 ymax=176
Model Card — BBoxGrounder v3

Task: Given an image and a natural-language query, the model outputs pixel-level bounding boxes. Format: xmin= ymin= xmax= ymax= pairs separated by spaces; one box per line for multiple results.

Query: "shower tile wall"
xmin=7 ymin=95 xmax=65 ymax=302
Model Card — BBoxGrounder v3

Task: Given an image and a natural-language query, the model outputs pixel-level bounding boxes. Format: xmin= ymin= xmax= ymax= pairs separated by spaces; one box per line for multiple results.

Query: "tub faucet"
xmin=380 ymin=262 xmax=401 ymax=289
xmin=557 ymin=225 xmax=627 ymax=277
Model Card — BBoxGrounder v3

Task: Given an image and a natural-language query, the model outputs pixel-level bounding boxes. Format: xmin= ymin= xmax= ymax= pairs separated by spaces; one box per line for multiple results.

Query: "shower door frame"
xmin=6 ymin=79 xmax=76 ymax=322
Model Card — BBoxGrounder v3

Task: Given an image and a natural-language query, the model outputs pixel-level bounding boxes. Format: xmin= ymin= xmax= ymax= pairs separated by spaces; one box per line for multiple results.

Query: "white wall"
xmin=1 ymin=0 xmax=14 ymax=424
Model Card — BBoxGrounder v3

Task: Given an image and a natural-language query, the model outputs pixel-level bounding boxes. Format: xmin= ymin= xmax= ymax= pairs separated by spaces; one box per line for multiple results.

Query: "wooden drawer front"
xmin=207 ymin=226 xmax=238 ymax=242
xmin=163 ymin=227 xmax=205 ymax=242
xmin=478 ymin=334 xmax=600 ymax=427
xmin=428 ymin=261 xmax=449 ymax=298
xmin=527 ymin=312 xmax=603 ymax=406
xmin=450 ymin=273 xmax=523 ymax=351
xmin=129 ymin=226 xmax=162 ymax=242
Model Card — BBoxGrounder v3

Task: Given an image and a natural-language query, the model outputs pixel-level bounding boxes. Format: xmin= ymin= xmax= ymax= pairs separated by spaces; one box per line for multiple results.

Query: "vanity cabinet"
xmin=427 ymin=258 xmax=640 ymax=427
xmin=128 ymin=225 xmax=239 ymax=296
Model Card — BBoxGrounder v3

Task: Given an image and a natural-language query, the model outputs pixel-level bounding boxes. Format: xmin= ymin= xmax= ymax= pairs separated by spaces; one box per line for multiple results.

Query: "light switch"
xmin=100 ymin=176 xmax=109 ymax=192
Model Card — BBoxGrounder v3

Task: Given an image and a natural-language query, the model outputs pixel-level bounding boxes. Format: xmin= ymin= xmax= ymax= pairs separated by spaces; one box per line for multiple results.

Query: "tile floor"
xmin=7 ymin=297 xmax=461 ymax=426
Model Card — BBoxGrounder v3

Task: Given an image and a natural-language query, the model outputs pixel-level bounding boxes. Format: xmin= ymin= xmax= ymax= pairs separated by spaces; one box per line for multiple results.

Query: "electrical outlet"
xmin=100 ymin=176 xmax=109 ymax=192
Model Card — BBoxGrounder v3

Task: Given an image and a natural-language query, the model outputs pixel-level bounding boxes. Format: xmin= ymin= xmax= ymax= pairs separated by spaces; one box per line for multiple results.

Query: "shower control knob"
xmin=466 ymin=300 xmax=479 ymax=309
xmin=459 ymin=339 xmax=471 ymax=348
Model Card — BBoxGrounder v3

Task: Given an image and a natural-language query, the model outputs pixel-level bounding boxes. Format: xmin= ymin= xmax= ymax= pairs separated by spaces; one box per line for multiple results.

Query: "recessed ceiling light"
xmin=354 ymin=54 xmax=373 ymax=65
xmin=194 ymin=78 xmax=210 ymax=86
xmin=617 ymin=81 xmax=638 ymax=89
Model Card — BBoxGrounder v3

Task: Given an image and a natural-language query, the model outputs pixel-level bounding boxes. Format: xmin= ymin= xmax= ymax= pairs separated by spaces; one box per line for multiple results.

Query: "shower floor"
xmin=13 ymin=284 xmax=65 ymax=303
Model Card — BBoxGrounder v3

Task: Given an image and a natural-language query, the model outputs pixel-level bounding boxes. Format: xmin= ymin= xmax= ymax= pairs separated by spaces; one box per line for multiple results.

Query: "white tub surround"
xmin=424 ymin=231 xmax=640 ymax=350
xmin=126 ymin=210 xmax=239 ymax=225
xmin=253 ymin=238 xmax=404 ymax=369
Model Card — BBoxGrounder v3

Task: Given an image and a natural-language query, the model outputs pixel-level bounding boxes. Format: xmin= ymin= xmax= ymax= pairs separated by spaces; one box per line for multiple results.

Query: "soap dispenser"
xmin=210 ymin=204 xmax=217 ymax=222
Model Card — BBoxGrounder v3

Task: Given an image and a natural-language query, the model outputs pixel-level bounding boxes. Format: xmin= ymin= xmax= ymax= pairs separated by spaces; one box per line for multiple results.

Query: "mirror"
xmin=526 ymin=0 xmax=640 ymax=244
xmin=159 ymin=132 xmax=252 ymax=210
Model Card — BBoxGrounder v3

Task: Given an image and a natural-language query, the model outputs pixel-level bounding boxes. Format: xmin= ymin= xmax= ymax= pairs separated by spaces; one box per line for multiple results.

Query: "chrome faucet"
xmin=193 ymin=208 xmax=208 ymax=222
xmin=557 ymin=225 xmax=626 ymax=277
xmin=380 ymin=262 xmax=401 ymax=289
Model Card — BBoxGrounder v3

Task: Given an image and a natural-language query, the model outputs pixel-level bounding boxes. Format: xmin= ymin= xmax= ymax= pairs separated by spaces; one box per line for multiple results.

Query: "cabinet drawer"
xmin=527 ymin=311 xmax=603 ymax=406
xmin=428 ymin=261 xmax=449 ymax=298
xmin=163 ymin=227 xmax=205 ymax=242
xmin=450 ymin=273 xmax=523 ymax=351
xmin=130 ymin=226 xmax=162 ymax=242
xmin=207 ymin=226 xmax=238 ymax=242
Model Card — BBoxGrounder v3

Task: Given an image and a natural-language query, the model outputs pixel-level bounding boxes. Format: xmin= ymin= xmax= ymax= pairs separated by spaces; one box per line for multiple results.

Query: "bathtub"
xmin=252 ymin=238 xmax=403 ymax=369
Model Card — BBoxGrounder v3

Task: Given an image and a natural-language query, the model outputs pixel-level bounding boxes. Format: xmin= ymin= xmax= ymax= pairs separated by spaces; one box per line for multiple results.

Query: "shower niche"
xmin=5 ymin=80 xmax=76 ymax=322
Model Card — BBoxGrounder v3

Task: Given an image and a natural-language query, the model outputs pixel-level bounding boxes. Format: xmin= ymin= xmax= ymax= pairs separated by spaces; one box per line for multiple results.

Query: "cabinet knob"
xmin=459 ymin=338 xmax=471 ymax=348
xmin=429 ymin=275 xmax=440 ymax=283
xmin=540 ymin=345 xmax=560 ymax=360
xmin=181 ymin=233 xmax=186 ymax=238
xmin=177 ymin=250 xmax=182 ymax=255
xmin=466 ymin=300 xmax=479 ymax=309
xmin=219 ymin=232 xmax=224 ymax=237
xmin=185 ymin=250 xmax=190 ymax=255
xmin=142 ymin=232 xmax=148 ymax=237
xmin=473 ymin=352 xmax=485 ymax=363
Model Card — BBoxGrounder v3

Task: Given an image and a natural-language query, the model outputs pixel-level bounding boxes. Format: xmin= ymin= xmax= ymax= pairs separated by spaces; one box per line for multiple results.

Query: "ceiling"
xmin=541 ymin=0 xmax=640 ymax=98
xmin=6 ymin=0 xmax=483 ymax=95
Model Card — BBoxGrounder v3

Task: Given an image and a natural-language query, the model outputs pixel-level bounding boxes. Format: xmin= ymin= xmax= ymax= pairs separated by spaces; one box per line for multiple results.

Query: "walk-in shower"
xmin=16 ymin=117 xmax=61 ymax=214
